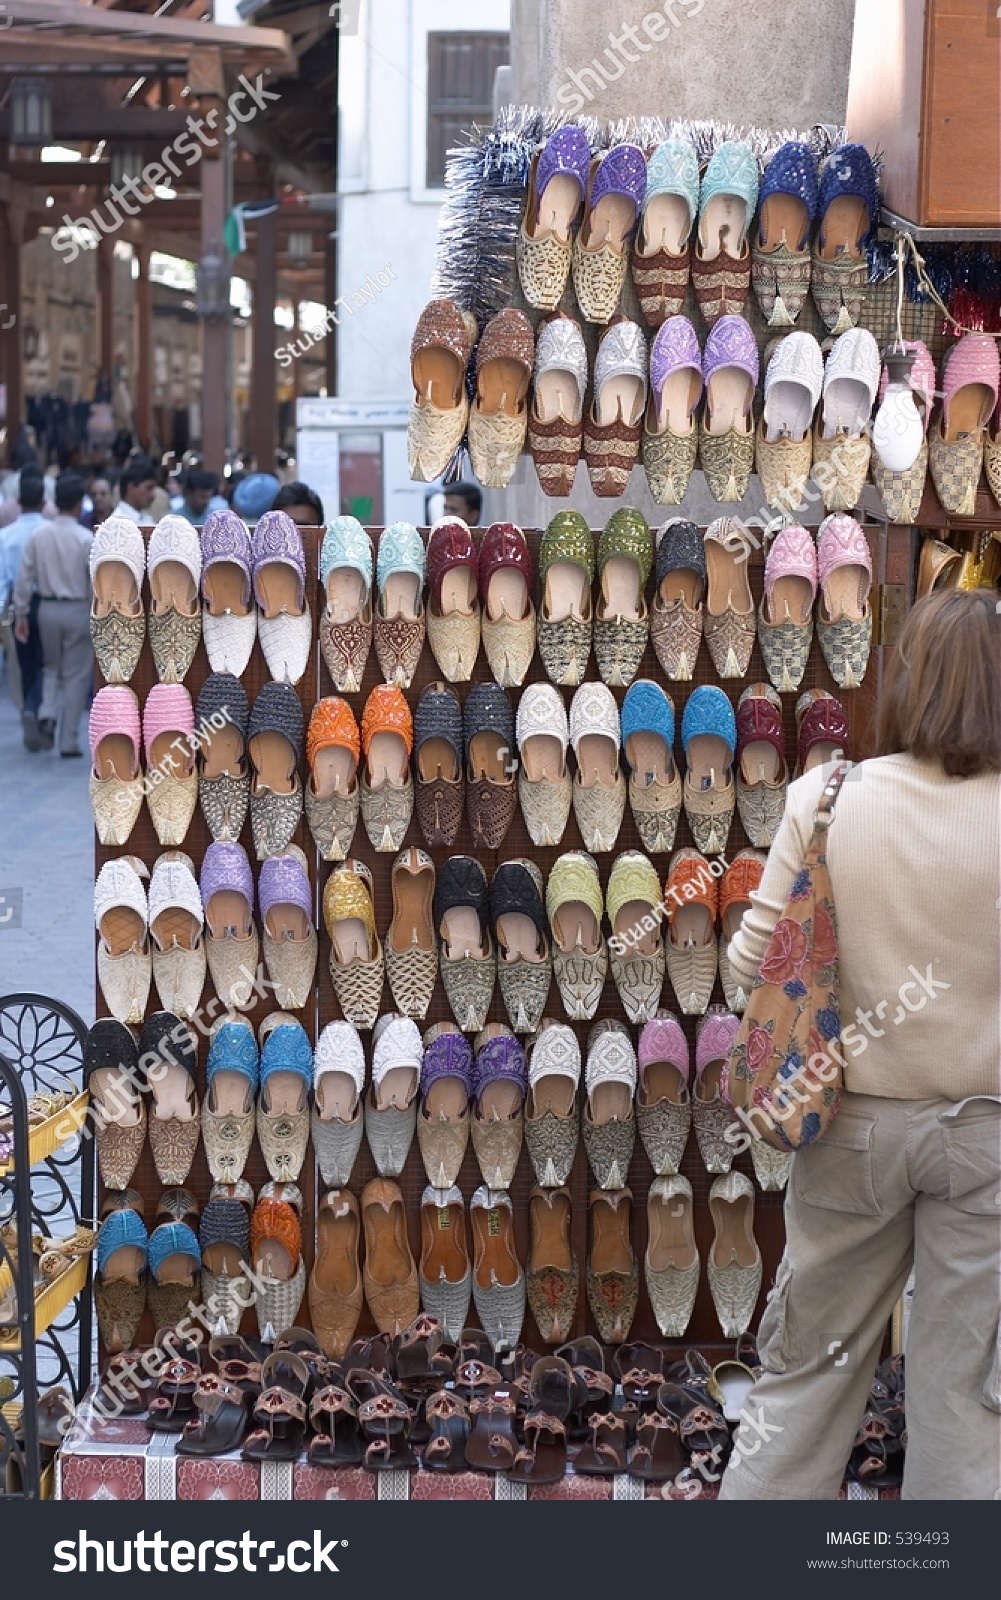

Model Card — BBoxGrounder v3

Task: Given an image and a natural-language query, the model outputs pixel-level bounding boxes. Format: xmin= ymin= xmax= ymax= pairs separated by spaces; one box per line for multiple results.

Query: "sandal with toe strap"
xmin=656 ymin=1380 xmax=731 ymax=1474
xmin=464 ymin=1390 xmax=519 ymax=1473
xmin=627 ymin=1410 xmax=685 ymax=1482
xmin=422 ymin=1390 xmax=470 ymax=1473
xmin=147 ymin=1357 xmax=201 ymax=1433
xmin=574 ymin=1410 xmax=629 ymax=1475
xmin=350 ymin=1380 xmax=417 ymax=1471
xmin=242 ymin=1350 xmax=310 ymax=1460
xmin=177 ymin=1375 xmax=249 ymax=1457
xmin=508 ymin=1410 xmax=568 ymax=1485
xmin=394 ymin=1313 xmax=453 ymax=1388
xmin=308 ymin=1385 xmax=363 ymax=1467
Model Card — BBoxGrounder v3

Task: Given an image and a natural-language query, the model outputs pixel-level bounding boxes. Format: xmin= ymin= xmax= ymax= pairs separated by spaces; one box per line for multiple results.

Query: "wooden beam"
xmin=0 ymin=205 xmax=24 ymax=460
xmin=200 ymin=151 xmax=228 ymax=473
xmin=97 ymin=238 xmax=115 ymax=388
xmin=136 ymin=244 xmax=152 ymax=452
xmin=0 ymin=108 xmax=194 ymax=140
xmin=6 ymin=3 xmax=293 ymax=64
xmin=250 ymin=195 xmax=277 ymax=476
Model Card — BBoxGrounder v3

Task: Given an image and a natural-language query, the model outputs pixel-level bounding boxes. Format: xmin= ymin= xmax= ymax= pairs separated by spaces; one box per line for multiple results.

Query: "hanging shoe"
xmin=517 ymin=125 xmax=592 ymax=310
xmin=470 ymin=1025 xmax=527 ymax=1191
xmin=373 ymin=521 xmax=426 ymax=688
xmin=699 ymin=315 xmax=758 ymax=502
xmin=310 ymin=1189 xmax=364 ymax=1360
xmin=795 ymin=688 xmax=850 ymax=777
xmin=414 ymin=682 xmax=464 ymax=849
xmin=479 ymin=520 xmax=536 ymax=687
xmin=407 ymin=298 xmax=477 ymax=481
xmin=464 ymin=681 xmax=517 ymax=851
xmin=569 ymin=681 xmax=627 ymax=852
xmin=359 ymin=684 xmax=414 ymax=852
xmin=681 ymin=684 xmax=737 ymax=857
xmin=524 ymin=1021 xmax=580 ymax=1190
xmin=256 ymin=1013 xmax=312 ymax=1184
xmin=528 ymin=313 xmax=587 ymax=497
xmin=735 ymin=683 xmax=789 ymax=848
xmin=586 ymin=1188 xmax=637 ymax=1345
xmin=527 ymin=1188 xmax=579 ymax=1346
xmin=95 ymin=1208 xmax=148 ymax=1353
xmin=643 ymin=316 xmax=702 ymax=504
xmin=816 ymin=513 xmax=873 ymax=688
xmin=247 ymin=681 xmax=304 ymax=861
xmin=929 ymin=333 xmax=1000 ymax=516
xmin=692 ymin=140 xmax=759 ymax=325
xmin=89 ymin=517 xmax=145 ymax=683
xmin=365 ymin=1014 xmax=421 ymax=1179
xmin=546 ymin=850 xmax=607 ymax=1022
xmin=201 ymin=509 xmax=256 ymax=677
xmin=95 ymin=855 xmax=151 ymax=1025
xmin=420 ymin=1185 xmax=472 ymax=1343
xmin=385 ymin=847 xmax=437 ymax=1021
xmin=434 ymin=856 xmax=495 ymax=1034
xmin=871 ymin=339 xmax=936 ymax=523
xmin=621 ymin=679 xmax=681 ymax=855
xmin=417 ymin=1024 xmax=472 ymax=1190
xmin=537 ymin=510 xmax=594 ymax=686
xmin=89 ymin=685 xmax=143 ymax=846
xmin=319 ymin=516 xmax=374 ymax=692
xmin=717 ymin=850 xmax=767 ymax=1013
xmin=751 ymin=140 xmax=818 ymax=327
xmin=199 ymin=1195 xmax=251 ymax=1338
xmin=645 ymin=1175 xmax=699 ymax=1338
xmin=664 ymin=849 xmax=718 ymax=1017
xmin=360 ymin=1179 xmax=420 ymax=1340
xmin=516 ymin=683 xmax=572 ymax=848
xmin=467 ymin=308 xmax=534 ymax=489
xmin=201 ymin=841 xmax=259 ymax=1013
xmin=694 ymin=1008 xmax=740 ymax=1174
xmin=571 ymin=143 xmax=647 ymax=324
xmin=426 ymin=516 xmax=481 ymax=682
xmin=202 ymin=1019 xmax=259 ymax=1185
xmin=490 ymin=861 xmax=552 ymax=1037
xmin=196 ymin=673 xmax=250 ymax=844
xmin=636 ymin=1012 xmax=691 ymax=1177
xmin=811 ymin=143 xmax=879 ymax=334
xmin=703 ymin=518 xmax=756 ymax=677
xmin=323 ymin=860 xmax=384 ymax=1029
xmin=813 ymin=328 xmax=880 ymax=510
xmin=631 ymin=137 xmax=699 ymax=326
xmin=251 ymin=1191 xmax=306 ymax=1342
xmin=148 ymin=515 xmax=202 ymax=684
xmin=606 ymin=852 xmax=666 ymax=1026
xmin=252 ymin=511 xmax=312 ymax=685
xmin=149 ymin=852 xmax=206 ymax=1021
xmin=707 ymin=1172 xmax=762 ymax=1338
xmin=650 ymin=517 xmax=705 ymax=680
xmin=305 ymin=696 xmax=361 ymax=862
xmin=583 ymin=1019 xmax=637 ymax=1191
xmin=259 ymin=846 xmax=317 ymax=1012
xmin=584 ymin=317 xmax=648 ymax=498
xmin=311 ymin=1021 xmax=366 ymax=1189
xmin=594 ymin=506 xmax=652 ymax=686
xmin=756 ymin=331 xmax=823 ymax=514
xmin=757 ymin=525 xmax=817 ymax=694
xmin=143 ymin=683 xmax=198 ymax=846
xmin=84 ymin=1019 xmax=146 ymax=1193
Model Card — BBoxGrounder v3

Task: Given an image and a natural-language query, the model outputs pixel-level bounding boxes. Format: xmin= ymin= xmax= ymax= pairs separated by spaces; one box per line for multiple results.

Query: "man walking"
xmin=1 ymin=468 xmax=48 ymax=749
xmin=114 ymin=456 xmax=157 ymax=527
xmin=13 ymin=472 xmax=93 ymax=758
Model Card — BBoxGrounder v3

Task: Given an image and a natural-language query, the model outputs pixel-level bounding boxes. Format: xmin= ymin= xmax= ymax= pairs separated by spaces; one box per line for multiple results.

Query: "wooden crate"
xmin=846 ymin=0 xmax=1001 ymax=228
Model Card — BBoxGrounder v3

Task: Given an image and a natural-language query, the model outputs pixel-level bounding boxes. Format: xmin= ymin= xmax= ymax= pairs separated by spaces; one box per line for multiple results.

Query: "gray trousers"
xmin=719 ymin=1092 xmax=1001 ymax=1501
xmin=36 ymin=599 xmax=92 ymax=754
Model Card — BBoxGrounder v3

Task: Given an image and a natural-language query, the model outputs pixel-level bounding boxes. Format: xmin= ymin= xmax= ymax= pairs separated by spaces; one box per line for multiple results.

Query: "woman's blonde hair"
xmin=879 ymin=588 xmax=1001 ymax=776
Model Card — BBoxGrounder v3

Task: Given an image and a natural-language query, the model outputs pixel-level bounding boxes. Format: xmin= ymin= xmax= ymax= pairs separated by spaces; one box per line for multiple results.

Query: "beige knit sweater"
xmin=726 ymin=753 xmax=1001 ymax=1100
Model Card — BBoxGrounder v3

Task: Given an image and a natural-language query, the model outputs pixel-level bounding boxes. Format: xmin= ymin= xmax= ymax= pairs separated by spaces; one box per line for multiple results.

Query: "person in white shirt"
xmin=1 ymin=470 xmax=47 ymax=746
xmin=13 ymin=472 xmax=93 ymax=757
xmin=113 ymin=457 xmax=157 ymax=527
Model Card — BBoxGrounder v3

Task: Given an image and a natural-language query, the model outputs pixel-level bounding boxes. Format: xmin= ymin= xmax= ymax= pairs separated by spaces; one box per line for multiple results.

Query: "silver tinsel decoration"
xmin=432 ymin=106 xmax=850 ymax=324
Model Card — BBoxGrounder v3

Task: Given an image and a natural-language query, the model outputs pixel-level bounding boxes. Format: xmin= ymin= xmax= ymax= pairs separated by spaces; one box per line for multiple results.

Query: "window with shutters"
xmin=426 ymin=31 xmax=509 ymax=188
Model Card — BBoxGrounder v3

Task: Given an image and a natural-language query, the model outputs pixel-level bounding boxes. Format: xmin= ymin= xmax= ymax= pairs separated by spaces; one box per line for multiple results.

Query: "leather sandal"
xmin=242 ymin=1351 xmax=310 ymax=1461
xmin=177 ymin=1374 xmax=249 ymax=1456
xmin=422 ymin=1390 xmax=470 ymax=1473
xmin=394 ymin=1312 xmax=453 ymax=1388
xmin=574 ymin=1411 xmax=629 ymax=1475
xmin=147 ymin=1356 xmax=201 ymax=1433
xmin=308 ymin=1385 xmax=363 ymax=1467
xmin=464 ymin=1390 xmax=519 ymax=1472
xmin=348 ymin=1372 xmax=417 ymax=1471
xmin=627 ymin=1411 xmax=685 ymax=1482
xmin=508 ymin=1410 xmax=568 ymax=1484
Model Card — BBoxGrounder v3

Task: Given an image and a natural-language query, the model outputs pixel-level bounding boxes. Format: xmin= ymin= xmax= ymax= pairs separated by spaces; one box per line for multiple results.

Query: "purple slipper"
xmin=251 ymin=510 xmax=306 ymax=613
xmin=421 ymin=1030 xmax=474 ymax=1102
xmin=589 ymin=143 xmax=647 ymax=221
xmin=650 ymin=315 xmax=703 ymax=422
xmin=202 ymin=510 xmax=253 ymax=606
xmin=258 ymin=850 xmax=313 ymax=930
xmin=535 ymin=125 xmax=592 ymax=217
xmin=702 ymin=313 xmax=760 ymax=394
xmin=472 ymin=1031 xmax=527 ymax=1107
xmin=201 ymin=840 xmax=255 ymax=920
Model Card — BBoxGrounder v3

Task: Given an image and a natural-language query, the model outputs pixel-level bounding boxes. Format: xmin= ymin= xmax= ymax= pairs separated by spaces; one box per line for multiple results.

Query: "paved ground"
xmin=0 ymin=677 xmax=93 ymax=1025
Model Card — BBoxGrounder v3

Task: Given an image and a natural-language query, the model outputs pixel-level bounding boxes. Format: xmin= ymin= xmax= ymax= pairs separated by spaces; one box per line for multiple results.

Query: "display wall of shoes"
xmin=91 ymin=515 xmax=868 ymax=1365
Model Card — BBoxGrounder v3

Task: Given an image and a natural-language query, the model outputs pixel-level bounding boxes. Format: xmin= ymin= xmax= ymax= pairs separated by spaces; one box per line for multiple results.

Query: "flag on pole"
xmin=223 ymin=199 xmax=281 ymax=257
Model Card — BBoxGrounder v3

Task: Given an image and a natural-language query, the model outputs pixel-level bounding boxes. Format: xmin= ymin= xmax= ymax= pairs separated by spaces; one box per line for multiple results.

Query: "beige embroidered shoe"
xmin=524 ymin=1021 xmax=581 ymax=1190
xmin=149 ymin=852 xmax=206 ymax=1020
xmin=470 ymin=1186 xmax=526 ymax=1354
xmin=664 ymin=850 xmax=719 ymax=1017
xmin=385 ymin=847 xmax=437 ymax=1021
xmin=309 ymin=1189 xmax=364 ymax=1360
xmin=637 ymin=1012 xmax=692 ymax=1177
xmin=707 ymin=1171 xmax=762 ymax=1338
xmin=527 ymin=1187 xmax=579 ymax=1345
xmin=365 ymin=1013 xmax=421 ymax=1178
xmin=703 ymin=519 xmax=756 ymax=678
xmin=361 ymin=1178 xmax=419 ymax=1338
xmin=147 ymin=515 xmax=202 ymax=683
xmin=750 ymin=1141 xmax=794 ymax=1192
xmin=735 ymin=683 xmax=789 ymax=848
xmin=359 ymin=685 xmax=414 ymax=853
xmin=646 ymin=1176 xmax=700 ymax=1338
xmin=324 ymin=861 xmax=385 ymax=1030
xmin=537 ymin=511 xmax=594 ymax=686
xmin=95 ymin=856 xmax=151 ymax=1025
xmin=681 ymin=684 xmax=737 ymax=858
xmin=583 ymin=1020 xmax=637 ymax=1191
xmin=259 ymin=846 xmax=318 ymax=1013
xmin=89 ymin=686 xmax=144 ymax=846
xmin=312 ymin=1021 xmax=366 ymax=1189
xmin=305 ymin=697 xmax=361 ymax=862
xmin=516 ymin=684 xmax=572 ymax=848
xmin=416 ymin=1024 xmax=472 ymax=1191
xmin=202 ymin=1018 xmax=259 ymax=1186
xmin=467 ymin=310 xmax=534 ymax=489
xmin=426 ymin=518 xmax=481 ymax=683
xmin=516 ymin=127 xmax=591 ymax=310
xmin=408 ymin=300 xmax=478 ymax=483
xmin=571 ymin=144 xmax=647 ymax=325
xmin=201 ymin=841 xmax=260 ymax=1014
xmin=569 ymin=682 xmax=627 ymax=854
xmin=470 ymin=1025 xmax=527 ymax=1191
xmin=606 ymin=852 xmax=666 ymax=1025
xmin=89 ymin=517 xmax=146 ymax=683
xmin=435 ymin=856 xmax=496 ymax=1035
xmin=546 ymin=852 xmax=608 ymax=1022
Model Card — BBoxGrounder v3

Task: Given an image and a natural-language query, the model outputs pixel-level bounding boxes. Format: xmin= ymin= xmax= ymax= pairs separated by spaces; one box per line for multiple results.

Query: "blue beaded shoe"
xmin=375 ymin=522 xmax=426 ymax=688
xmin=752 ymin=140 xmax=819 ymax=327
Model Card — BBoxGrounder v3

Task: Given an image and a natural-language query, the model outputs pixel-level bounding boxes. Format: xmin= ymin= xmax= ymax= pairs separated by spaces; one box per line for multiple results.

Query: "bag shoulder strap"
xmin=804 ymin=760 xmax=851 ymax=865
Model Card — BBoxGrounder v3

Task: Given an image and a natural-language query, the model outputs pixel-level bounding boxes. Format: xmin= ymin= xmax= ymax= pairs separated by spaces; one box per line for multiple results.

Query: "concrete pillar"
xmin=0 ymin=204 xmax=23 ymax=459
xmin=200 ymin=147 xmax=229 ymax=474
xmin=251 ymin=203 xmax=277 ymax=475
xmin=508 ymin=0 xmax=856 ymax=126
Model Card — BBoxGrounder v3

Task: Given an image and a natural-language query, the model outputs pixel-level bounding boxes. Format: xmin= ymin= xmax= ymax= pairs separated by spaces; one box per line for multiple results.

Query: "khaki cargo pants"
xmin=719 ymin=1092 xmax=1001 ymax=1501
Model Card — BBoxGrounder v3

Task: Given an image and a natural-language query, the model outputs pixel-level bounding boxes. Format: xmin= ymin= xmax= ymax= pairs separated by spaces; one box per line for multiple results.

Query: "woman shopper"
xmin=719 ymin=589 xmax=1000 ymax=1502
